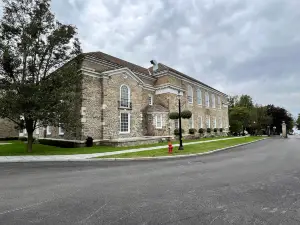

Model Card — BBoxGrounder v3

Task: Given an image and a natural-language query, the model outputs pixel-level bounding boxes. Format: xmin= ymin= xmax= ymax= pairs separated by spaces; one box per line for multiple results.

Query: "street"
xmin=1 ymin=137 xmax=300 ymax=224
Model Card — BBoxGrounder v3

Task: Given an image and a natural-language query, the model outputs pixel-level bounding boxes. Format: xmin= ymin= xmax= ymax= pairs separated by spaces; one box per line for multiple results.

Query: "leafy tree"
xmin=229 ymin=106 xmax=250 ymax=134
xmin=0 ymin=0 xmax=82 ymax=152
xmin=266 ymin=105 xmax=294 ymax=133
xmin=296 ymin=114 xmax=300 ymax=130
xmin=236 ymin=95 xmax=253 ymax=109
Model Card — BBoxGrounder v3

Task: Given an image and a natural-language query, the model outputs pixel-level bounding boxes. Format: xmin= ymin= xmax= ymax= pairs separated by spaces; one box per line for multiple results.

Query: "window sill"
xmin=119 ymin=132 xmax=130 ymax=134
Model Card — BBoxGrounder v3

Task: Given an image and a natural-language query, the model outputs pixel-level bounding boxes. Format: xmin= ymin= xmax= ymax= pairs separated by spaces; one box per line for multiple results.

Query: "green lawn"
xmin=0 ymin=136 xmax=233 ymax=156
xmin=99 ymin=136 xmax=266 ymax=158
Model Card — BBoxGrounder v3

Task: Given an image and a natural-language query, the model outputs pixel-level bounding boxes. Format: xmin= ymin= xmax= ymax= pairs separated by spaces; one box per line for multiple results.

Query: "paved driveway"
xmin=1 ymin=137 xmax=300 ymax=224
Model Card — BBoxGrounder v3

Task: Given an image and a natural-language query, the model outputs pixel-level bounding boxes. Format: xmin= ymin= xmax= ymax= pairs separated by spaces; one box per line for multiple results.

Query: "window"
xmin=218 ymin=96 xmax=221 ymax=109
xmin=59 ymin=124 xmax=65 ymax=135
xmin=156 ymin=114 xmax=162 ymax=129
xmin=219 ymin=117 xmax=223 ymax=128
xmin=120 ymin=85 xmax=130 ymax=108
xmin=205 ymin=92 xmax=210 ymax=107
xmin=187 ymin=85 xmax=193 ymax=104
xmin=213 ymin=117 xmax=217 ymax=128
xmin=197 ymin=88 xmax=202 ymax=105
xmin=148 ymin=95 xmax=153 ymax=105
xmin=35 ymin=122 xmax=39 ymax=135
xmin=174 ymin=120 xmax=179 ymax=129
xmin=120 ymin=112 xmax=130 ymax=133
xmin=212 ymin=94 xmax=216 ymax=108
xmin=46 ymin=126 xmax=51 ymax=135
xmin=199 ymin=116 xmax=203 ymax=128
xmin=206 ymin=115 xmax=210 ymax=128
xmin=189 ymin=115 xmax=194 ymax=129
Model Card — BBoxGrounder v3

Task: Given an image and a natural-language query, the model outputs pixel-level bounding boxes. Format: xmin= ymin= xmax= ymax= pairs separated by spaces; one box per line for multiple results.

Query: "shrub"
xmin=169 ymin=112 xmax=179 ymax=120
xmin=181 ymin=110 xmax=192 ymax=119
xmin=189 ymin=128 xmax=196 ymax=134
xmin=174 ymin=128 xmax=185 ymax=135
xmin=213 ymin=128 xmax=218 ymax=133
xmin=210 ymin=135 xmax=215 ymax=138
xmin=207 ymin=128 xmax=211 ymax=133
xmin=86 ymin=136 xmax=94 ymax=147
xmin=19 ymin=137 xmax=36 ymax=142
xmin=219 ymin=128 xmax=223 ymax=132
xmin=0 ymin=137 xmax=18 ymax=141
xmin=198 ymin=128 xmax=204 ymax=134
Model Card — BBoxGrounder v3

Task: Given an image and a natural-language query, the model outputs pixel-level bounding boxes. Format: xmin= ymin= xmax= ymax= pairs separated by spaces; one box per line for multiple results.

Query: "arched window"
xmin=187 ymin=85 xmax=193 ymax=104
xmin=212 ymin=94 xmax=216 ymax=108
xmin=120 ymin=85 xmax=130 ymax=108
xmin=205 ymin=92 xmax=210 ymax=107
xmin=197 ymin=88 xmax=202 ymax=105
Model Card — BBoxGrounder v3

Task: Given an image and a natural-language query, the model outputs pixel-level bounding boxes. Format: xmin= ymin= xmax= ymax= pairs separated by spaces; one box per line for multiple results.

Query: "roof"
xmin=145 ymin=104 xmax=169 ymax=113
xmin=84 ymin=51 xmax=151 ymax=76
xmin=151 ymin=63 xmax=226 ymax=96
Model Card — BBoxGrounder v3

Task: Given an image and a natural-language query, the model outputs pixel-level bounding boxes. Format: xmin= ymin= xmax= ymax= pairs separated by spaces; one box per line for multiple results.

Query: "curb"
xmin=91 ymin=138 xmax=268 ymax=162
xmin=0 ymin=138 xmax=267 ymax=163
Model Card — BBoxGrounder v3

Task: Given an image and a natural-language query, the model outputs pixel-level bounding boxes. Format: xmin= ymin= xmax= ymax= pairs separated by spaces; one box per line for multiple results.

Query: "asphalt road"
xmin=1 ymin=137 xmax=300 ymax=225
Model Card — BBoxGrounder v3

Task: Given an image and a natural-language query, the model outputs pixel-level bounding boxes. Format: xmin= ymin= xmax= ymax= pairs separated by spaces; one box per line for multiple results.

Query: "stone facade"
xmin=0 ymin=119 xmax=18 ymax=139
xmin=20 ymin=51 xmax=229 ymax=144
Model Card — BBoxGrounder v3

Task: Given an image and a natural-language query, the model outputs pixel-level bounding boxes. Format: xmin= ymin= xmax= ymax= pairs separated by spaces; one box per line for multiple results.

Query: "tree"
xmin=0 ymin=0 xmax=82 ymax=152
xmin=229 ymin=106 xmax=250 ymax=134
xmin=236 ymin=95 xmax=253 ymax=109
xmin=266 ymin=105 xmax=294 ymax=133
xmin=296 ymin=114 xmax=300 ymax=130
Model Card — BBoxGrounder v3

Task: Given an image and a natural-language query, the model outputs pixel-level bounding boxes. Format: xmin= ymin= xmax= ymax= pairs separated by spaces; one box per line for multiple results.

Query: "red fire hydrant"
xmin=168 ymin=141 xmax=173 ymax=154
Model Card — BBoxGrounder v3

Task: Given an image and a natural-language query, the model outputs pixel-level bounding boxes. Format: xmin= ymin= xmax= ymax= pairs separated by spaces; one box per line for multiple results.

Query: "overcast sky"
xmin=2 ymin=0 xmax=300 ymax=116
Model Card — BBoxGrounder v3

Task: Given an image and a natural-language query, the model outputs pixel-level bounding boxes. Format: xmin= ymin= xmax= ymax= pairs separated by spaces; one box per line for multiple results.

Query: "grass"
xmin=0 ymin=136 xmax=233 ymax=156
xmin=99 ymin=136 xmax=266 ymax=158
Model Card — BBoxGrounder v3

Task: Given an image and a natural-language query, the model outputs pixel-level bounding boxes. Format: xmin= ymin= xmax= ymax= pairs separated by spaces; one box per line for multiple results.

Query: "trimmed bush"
xmin=19 ymin=137 xmax=36 ymax=142
xmin=207 ymin=128 xmax=211 ymax=133
xmin=0 ymin=137 xmax=18 ymax=141
xmin=169 ymin=112 xmax=179 ymax=120
xmin=174 ymin=128 xmax=185 ymax=136
xmin=213 ymin=128 xmax=218 ymax=133
xmin=189 ymin=128 xmax=196 ymax=134
xmin=86 ymin=136 xmax=93 ymax=147
xmin=181 ymin=110 xmax=192 ymax=119
xmin=219 ymin=128 xmax=223 ymax=132
xmin=198 ymin=128 xmax=204 ymax=134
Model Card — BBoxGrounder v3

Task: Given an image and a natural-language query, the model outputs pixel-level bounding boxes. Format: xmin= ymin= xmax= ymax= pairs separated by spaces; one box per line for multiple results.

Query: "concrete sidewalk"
xmin=0 ymin=136 xmax=245 ymax=163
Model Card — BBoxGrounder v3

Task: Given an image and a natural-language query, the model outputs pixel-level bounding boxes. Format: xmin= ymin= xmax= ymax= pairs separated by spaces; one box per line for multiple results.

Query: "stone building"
xmin=0 ymin=118 xmax=18 ymax=139
xmin=29 ymin=51 xmax=229 ymax=146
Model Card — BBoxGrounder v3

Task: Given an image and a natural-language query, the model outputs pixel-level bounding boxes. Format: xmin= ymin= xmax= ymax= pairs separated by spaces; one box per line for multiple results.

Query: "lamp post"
xmin=273 ymin=126 xmax=276 ymax=135
xmin=177 ymin=91 xmax=184 ymax=150
xmin=267 ymin=125 xmax=270 ymax=136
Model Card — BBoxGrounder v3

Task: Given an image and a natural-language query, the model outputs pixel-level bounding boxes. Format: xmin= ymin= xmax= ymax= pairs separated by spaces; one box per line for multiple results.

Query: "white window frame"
xmin=197 ymin=88 xmax=202 ymax=105
xmin=120 ymin=84 xmax=130 ymax=108
xmin=206 ymin=115 xmax=210 ymax=128
xmin=199 ymin=116 xmax=203 ymax=129
xmin=213 ymin=117 xmax=217 ymax=128
xmin=187 ymin=85 xmax=193 ymax=104
xmin=174 ymin=119 xmax=179 ymax=129
xmin=156 ymin=114 xmax=163 ymax=129
xmin=59 ymin=124 xmax=65 ymax=136
xmin=219 ymin=117 xmax=223 ymax=128
xmin=205 ymin=92 xmax=210 ymax=108
xmin=120 ymin=112 xmax=130 ymax=133
xmin=212 ymin=94 xmax=216 ymax=108
xmin=218 ymin=96 xmax=221 ymax=109
xmin=148 ymin=95 xmax=153 ymax=106
xmin=189 ymin=115 xmax=194 ymax=129
xmin=46 ymin=126 xmax=51 ymax=135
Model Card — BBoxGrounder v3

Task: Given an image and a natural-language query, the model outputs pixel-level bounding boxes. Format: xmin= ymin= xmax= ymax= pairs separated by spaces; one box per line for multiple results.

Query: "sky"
xmin=1 ymin=0 xmax=300 ymax=117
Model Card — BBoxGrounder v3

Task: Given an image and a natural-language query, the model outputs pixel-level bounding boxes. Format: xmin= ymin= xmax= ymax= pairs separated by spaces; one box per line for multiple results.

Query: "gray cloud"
xmin=3 ymin=0 xmax=300 ymax=116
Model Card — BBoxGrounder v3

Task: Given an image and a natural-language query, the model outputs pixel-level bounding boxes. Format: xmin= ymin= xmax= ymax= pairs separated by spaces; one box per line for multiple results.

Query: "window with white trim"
xmin=187 ymin=85 xmax=193 ymax=104
xmin=148 ymin=95 xmax=153 ymax=105
xmin=199 ymin=116 xmax=203 ymax=128
xmin=205 ymin=92 xmax=210 ymax=107
xmin=197 ymin=88 xmax=202 ymax=105
xmin=120 ymin=85 xmax=130 ymax=108
xmin=59 ymin=124 xmax=65 ymax=135
xmin=46 ymin=126 xmax=51 ymax=135
xmin=219 ymin=117 xmax=223 ymax=128
xmin=213 ymin=117 xmax=217 ymax=128
xmin=36 ymin=127 xmax=39 ymax=135
xmin=218 ymin=96 xmax=221 ymax=109
xmin=189 ymin=115 xmax=194 ymax=129
xmin=174 ymin=119 xmax=179 ymax=129
xmin=212 ymin=94 xmax=216 ymax=108
xmin=206 ymin=115 xmax=210 ymax=128
xmin=120 ymin=112 xmax=130 ymax=133
xmin=156 ymin=114 xmax=162 ymax=129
